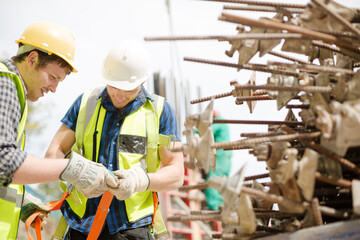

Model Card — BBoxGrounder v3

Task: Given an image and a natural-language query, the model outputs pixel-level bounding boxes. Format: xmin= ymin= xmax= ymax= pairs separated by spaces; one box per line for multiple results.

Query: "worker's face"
xmin=24 ymin=51 xmax=67 ymax=102
xmin=107 ymin=84 xmax=141 ymax=110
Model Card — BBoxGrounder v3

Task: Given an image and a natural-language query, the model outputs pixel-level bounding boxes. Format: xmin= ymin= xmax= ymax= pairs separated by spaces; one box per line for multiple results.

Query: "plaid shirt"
xmin=0 ymin=60 xmax=27 ymax=187
xmin=61 ymin=86 xmax=180 ymax=234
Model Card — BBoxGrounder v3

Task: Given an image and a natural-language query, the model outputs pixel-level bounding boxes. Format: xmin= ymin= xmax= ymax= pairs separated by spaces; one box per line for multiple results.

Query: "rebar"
xmin=312 ymin=198 xmax=323 ymax=226
xmin=213 ymin=232 xmax=274 ymax=239
xmin=190 ymin=210 xmax=221 ymax=215
xmin=213 ymin=118 xmax=305 ymax=126
xmin=190 ymin=91 xmax=232 ymax=104
xmin=268 ymin=50 xmax=313 ymax=64
xmin=268 ymin=61 xmax=355 ymax=76
xmin=198 ymin=0 xmax=306 ymax=9
xmin=189 ymin=87 xmax=267 ymax=104
xmin=235 ymin=95 xmax=274 ymax=102
xmin=314 ymin=187 xmax=350 ymax=197
xmin=244 ymin=172 xmax=270 ymax=181
xmin=256 ymin=211 xmax=303 ymax=219
xmin=223 ymin=145 xmax=252 ymax=151
xmin=286 ymin=104 xmax=310 ymax=109
xmin=223 ymin=5 xmax=304 ymax=14
xmin=312 ymin=0 xmax=360 ymax=36
xmin=315 ymin=172 xmax=352 ymax=189
xmin=242 ymin=186 xmax=306 ymax=211
xmin=281 ymin=126 xmax=360 ymax=175
xmin=234 ymin=83 xmax=333 ymax=93
xmin=167 ymin=214 xmax=222 ymax=222
xmin=213 ymin=131 xmax=321 ymax=149
xmin=179 ymin=173 xmax=269 ymax=192
xmin=219 ymin=13 xmax=360 ymax=55
xmin=312 ymin=40 xmax=342 ymax=54
xmin=178 ymin=182 xmax=209 ymax=192
xmin=183 ymin=57 xmax=299 ymax=76
xmin=144 ymin=33 xmax=307 ymax=41
xmin=241 ymin=132 xmax=285 ymax=137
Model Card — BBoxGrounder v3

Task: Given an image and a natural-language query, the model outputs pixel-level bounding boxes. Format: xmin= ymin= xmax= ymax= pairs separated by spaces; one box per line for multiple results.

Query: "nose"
xmin=49 ymin=80 xmax=59 ymax=93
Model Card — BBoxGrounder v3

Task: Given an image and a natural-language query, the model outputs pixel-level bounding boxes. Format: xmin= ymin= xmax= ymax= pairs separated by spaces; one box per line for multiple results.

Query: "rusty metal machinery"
xmin=146 ymin=0 xmax=360 ymax=239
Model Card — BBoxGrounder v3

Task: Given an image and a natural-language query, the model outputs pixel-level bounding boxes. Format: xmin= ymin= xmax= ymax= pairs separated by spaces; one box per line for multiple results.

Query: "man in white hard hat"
xmin=0 ymin=21 xmax=118 ymax=240
xmin=46 ymin=40 xmax=184 ymax=239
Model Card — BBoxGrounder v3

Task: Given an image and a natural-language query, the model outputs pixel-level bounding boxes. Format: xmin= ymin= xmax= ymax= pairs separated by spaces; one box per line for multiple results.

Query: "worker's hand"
xmin=20 ymin=192 xmax=50 ymax=230
xmin=60 ymin=151 xmax=118 ymax=198
xmin=107 ymin=166 xmax=150 ymax=200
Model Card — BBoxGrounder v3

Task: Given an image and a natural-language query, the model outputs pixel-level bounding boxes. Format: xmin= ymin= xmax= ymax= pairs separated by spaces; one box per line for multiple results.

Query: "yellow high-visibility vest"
xmin=65 ymin=87 xmax=171 ymax=222
xmin=0 ymin=62 xmax=27 ymax=240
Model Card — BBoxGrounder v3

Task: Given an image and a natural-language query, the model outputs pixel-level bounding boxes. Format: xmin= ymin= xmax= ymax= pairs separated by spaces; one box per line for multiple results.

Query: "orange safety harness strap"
xmin=86 ymin=191 xmax=114 ymax=240
xmin=151 ymin=192 xmax=159 ymax=226
xmin=25 ymin=191 xmax=70 ymax=240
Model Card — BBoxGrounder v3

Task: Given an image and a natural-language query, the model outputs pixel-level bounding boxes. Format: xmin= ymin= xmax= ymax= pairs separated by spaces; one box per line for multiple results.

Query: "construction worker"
xmin=45 ymin=39 xmax=184 ymax=239
xmin=0 ymin=21 xmax=117 ymax=240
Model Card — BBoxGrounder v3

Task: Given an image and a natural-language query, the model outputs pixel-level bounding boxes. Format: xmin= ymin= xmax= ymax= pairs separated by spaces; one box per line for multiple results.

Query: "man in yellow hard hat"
xmin=0 ymin=21 xmax=118 ymax=240
xmin=46 ymin=40 xmax=184 ymax=239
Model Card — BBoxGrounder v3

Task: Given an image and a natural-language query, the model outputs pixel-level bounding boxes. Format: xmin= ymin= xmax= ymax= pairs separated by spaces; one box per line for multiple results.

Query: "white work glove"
xmin=60 ymin=151 xmax=118 ymax=198
xmin=107 ymin=166 xmax=150 ymax=200
xmin=20 ymin=192 xmax=50 ymax=230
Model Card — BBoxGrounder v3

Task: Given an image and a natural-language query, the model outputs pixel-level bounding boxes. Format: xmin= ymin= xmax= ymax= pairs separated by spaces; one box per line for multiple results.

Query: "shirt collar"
xmin=1 ymin=59 xmax=27 ymax=95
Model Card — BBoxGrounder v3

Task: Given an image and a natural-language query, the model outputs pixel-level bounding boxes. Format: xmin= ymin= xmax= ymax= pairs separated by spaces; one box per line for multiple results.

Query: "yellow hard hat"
xmin=15 ymin=21 xmax=77 ymax=73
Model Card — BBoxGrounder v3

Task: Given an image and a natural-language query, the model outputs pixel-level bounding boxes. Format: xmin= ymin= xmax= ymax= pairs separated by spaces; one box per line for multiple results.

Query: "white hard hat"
xmin=102 ymin=40 xmax=150 ymax=91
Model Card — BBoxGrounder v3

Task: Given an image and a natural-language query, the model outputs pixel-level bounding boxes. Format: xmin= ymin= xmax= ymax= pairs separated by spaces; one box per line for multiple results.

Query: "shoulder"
xmin=0 ymin=75 xmax=20 ymax=103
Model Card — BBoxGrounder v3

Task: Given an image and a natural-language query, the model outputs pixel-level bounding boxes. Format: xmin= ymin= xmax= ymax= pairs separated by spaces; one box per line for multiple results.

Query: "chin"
xmin=26 ymin=95 xmax=40 ymax=102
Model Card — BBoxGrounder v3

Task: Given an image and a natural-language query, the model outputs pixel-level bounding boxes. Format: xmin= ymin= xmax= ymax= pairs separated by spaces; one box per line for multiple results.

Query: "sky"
xmin=1 ymin=0 xmax=359 ymax=179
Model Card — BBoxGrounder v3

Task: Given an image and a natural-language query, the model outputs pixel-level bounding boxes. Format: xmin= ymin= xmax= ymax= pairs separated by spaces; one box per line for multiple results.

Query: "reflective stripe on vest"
xmin=0 ymin=62 xmax=27 ymax=240
xmin=66 ymin=87 xmax=169 ymax=223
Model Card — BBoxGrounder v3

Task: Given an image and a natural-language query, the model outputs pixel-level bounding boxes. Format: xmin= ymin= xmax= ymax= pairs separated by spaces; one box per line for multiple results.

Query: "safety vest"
xmin=0 ymin=62 xmax=27 ymax=240
xmin=65 ymin=87 xmax=171 ymax=221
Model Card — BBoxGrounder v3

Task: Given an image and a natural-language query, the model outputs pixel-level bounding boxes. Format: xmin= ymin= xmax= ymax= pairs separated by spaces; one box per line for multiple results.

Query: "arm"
xmin=45 ymin=124 xmax=76 ymax=159
xmin=13 ymin=124 xmax=76 ymax=184
xmin=13 ymin=124 xmax=76 ymax=185
xmin=147 ymin=141 xmax=184 ymax=192
xmin=12 ymin=156 xmax=69 ymax=185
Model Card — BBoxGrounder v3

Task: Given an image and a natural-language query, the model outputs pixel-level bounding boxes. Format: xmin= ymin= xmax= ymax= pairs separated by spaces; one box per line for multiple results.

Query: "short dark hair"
xmin=12 ymin=45 xmax=73 ymax=75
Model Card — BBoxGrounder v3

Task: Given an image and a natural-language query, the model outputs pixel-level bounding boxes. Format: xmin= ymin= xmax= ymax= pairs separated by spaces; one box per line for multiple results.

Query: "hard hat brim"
xmin=103 ymin=77 xmax=148 ymax=91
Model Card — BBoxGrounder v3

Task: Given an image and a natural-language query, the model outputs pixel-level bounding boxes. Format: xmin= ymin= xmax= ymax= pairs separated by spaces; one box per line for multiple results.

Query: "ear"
xmin=27 ymin=51 xmax=39 ymax=67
